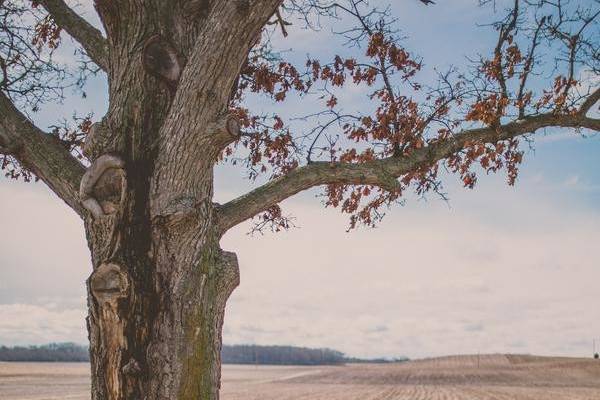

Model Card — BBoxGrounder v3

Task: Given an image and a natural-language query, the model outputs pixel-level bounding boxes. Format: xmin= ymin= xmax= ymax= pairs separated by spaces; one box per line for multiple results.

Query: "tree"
xmin=0 ymin=0 xmax=598 ymax=398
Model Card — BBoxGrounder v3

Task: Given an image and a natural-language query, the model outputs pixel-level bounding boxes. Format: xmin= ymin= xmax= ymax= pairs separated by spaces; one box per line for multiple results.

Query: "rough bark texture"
xmin=86 ymin=231 xmax=239 ymax=400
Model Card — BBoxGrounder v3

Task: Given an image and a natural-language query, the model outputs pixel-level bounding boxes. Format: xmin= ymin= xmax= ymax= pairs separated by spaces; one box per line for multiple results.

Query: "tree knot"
xmin=80 ymin=154 xmax=126 ymax=219
xmin=143 ymin=35 xmax=185 ymax=91
xmin=90 ymin=262 xmax=129 ymax=305
xmin=206 ymin=113 xmax=241 ymax=153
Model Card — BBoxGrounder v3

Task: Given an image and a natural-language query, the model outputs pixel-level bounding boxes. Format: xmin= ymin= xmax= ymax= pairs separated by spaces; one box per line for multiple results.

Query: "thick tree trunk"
xmin=71 ymin=3 xmax=280 ymax=399
xmin=86 ymin=230 xmax=239 ymax=400
xmin=82 ymin=24 xmax=240 ymax=394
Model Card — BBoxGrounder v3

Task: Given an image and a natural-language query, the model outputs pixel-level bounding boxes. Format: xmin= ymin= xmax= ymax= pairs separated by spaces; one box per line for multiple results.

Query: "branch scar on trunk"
xmin=90 ymin=262 xmax=129 ymax=305
xmin=143 ymin=35 xmax=185 ymax=89
xmin=209 ymin=113 xmax=241 ymax=150
xmin=80 ymin=154 xmax=126 ymax=219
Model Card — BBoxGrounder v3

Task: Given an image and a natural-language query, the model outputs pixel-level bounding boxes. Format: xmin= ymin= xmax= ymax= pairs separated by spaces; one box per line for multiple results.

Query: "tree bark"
xmin=77 ymin=3 xmax=255 ymax=397
xmin=86 ymin=236 xmax=239 ymax=400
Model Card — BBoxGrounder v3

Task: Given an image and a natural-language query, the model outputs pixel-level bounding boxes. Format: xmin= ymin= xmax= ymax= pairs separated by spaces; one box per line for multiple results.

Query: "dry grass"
xmin=2 ymin=354 xmax=600 ymax=399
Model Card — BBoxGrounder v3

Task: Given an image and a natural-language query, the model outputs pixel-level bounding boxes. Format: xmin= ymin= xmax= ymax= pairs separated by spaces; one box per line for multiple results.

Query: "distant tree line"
xmin=221 ymin=345 xmax=346 ymax=365
xmin=0 ymin=343 xmax=89 ymax=362
xmin=344 ymin=356 xmax=409 ymax=363
xmin=0 ymin=343 xmax=408 ymax=364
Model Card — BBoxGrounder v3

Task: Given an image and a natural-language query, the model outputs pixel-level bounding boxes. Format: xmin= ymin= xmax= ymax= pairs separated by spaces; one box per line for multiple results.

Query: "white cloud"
xmin=0 ymin=303 xmax=87 ymax=346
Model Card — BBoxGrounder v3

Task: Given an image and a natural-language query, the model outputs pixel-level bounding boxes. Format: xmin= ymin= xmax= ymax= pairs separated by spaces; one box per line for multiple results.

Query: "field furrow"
xmin=2 ymin=354 xmax=600 ymax=399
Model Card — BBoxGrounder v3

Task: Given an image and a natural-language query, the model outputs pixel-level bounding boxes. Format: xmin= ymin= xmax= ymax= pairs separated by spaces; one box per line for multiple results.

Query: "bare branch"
xmin=216 ymin=111 xmax=599 ymax=234
xmin=0 ymin=91 xmax=86 ymax=215
xmin=38 ymin=0 xmax=108 ymax=70
xmin=579 ymin=86 xmax=600 ymax=116
xmin=517 ymin=16 xmax=544 ymax=118
xmin=493 ymin=0 xmax=519 ymax=99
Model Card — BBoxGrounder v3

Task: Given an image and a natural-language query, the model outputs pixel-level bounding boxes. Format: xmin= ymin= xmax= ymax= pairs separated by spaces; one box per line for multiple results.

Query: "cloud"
xmin=0 ymin=304 xmax=87 ymax=346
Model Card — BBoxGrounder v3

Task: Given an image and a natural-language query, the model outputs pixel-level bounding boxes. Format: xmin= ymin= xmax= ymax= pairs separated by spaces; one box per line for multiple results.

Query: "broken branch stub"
xmin=80 ymin=154 xmax=126 ymax=218
xmin=90 ymin=262 xmax=129 ymax=305
xmin=142 ymin=35 xmax=184 ymax=87
xmin=209 ymin=114 xmax=241 ymax=149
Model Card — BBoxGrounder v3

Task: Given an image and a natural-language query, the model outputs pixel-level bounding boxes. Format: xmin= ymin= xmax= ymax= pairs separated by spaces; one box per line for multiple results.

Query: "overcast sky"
xmin=1 ymin=0 xmax=599 ymax=359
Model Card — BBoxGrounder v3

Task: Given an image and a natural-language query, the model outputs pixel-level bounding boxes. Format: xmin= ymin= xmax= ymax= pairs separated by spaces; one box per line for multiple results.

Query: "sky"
xmin=0 ymin=0 xmax=599 ymax=360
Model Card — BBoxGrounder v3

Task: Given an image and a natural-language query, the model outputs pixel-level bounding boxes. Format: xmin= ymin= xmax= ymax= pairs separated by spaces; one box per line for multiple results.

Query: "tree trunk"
xmin=86 ymin=227 xmax=239 ymax=400
xmin=82 ymin=24 xmax=240 ymax=395
xmin=69 ymin=3 xmax=280 ymax=399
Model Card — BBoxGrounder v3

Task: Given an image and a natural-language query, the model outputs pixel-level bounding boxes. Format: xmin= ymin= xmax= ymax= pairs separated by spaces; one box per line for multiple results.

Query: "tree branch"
xmin=150 ymin=0 xmax=284 ymax=215
xmin=216 ymin=111 xmax=599 ymax=234
xmin=38 ymin=0 xmax=109 ymax=70
xmin=579 ymin=86 xmax=600 ymax=116
xmin=0 ymin=92 xmax=86 ymax=216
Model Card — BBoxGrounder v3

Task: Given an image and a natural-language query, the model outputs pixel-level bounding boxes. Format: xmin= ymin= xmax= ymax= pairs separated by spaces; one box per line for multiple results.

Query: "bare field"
xmin=2 ymin=354 xmax=600 ymax=399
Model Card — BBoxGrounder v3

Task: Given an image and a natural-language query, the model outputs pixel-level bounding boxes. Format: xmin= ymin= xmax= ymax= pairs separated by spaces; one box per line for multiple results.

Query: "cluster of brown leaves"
xmin=236 ymin=59 xmax=312 ymax=102
xmin=225 ymin=107 xmax=299 ymax=180
xmin=367 ymin=32 xmax=421 ymax=79
xmin=312 ymin=33 xmax=432 ymax=228
xmin=536 ymin=75 xmax=578 ymax=113
xmin=30 ymin=1 xmax=62 ymax=51
xmin=308 ymin=32 xmax=424 ymax=160
xmin=482 ymin=41 xmax=522 ymax=82
xmin=223 ymin=54 xmax=315 ymax=182
xmin=447 ymin=139 xmax=523 ymax=188
xmin=465 ymin=94 xmax=509 ymax=126
xmin=324 ymin=183 xmax=400 ymax=230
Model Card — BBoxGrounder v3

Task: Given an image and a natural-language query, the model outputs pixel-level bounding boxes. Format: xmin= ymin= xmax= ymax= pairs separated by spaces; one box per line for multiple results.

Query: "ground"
xmin=1 ymin=354 xmax=600 ymax=399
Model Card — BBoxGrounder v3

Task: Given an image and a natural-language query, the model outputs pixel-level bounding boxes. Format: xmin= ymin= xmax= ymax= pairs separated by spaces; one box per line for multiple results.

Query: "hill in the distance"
xmin=0 ymin=343 xmax=408 ymax=365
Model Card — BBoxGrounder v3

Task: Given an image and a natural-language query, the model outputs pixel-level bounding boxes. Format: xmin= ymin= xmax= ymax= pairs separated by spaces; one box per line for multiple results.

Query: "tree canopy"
xmin=0 ymin=0 xmax=597 ymax=232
